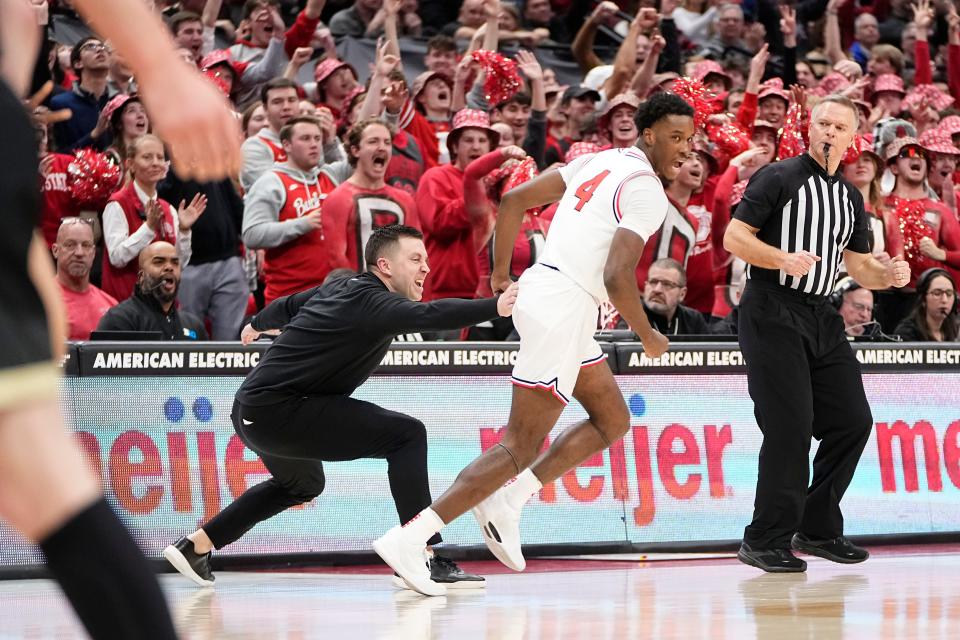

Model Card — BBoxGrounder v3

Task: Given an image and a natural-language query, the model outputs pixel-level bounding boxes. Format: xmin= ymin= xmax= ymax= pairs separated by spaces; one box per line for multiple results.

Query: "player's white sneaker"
xmin=472 ymin=487 xmax=526 ymax=571
xmin=374 ymin=526 xmax=447 ymax=597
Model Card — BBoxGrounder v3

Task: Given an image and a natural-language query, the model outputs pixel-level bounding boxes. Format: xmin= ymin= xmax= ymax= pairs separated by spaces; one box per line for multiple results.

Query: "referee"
xmin=164 ymin=225 xmax=517 ymax=589
xmin=724 ymin=95 xmax=911 ymax=573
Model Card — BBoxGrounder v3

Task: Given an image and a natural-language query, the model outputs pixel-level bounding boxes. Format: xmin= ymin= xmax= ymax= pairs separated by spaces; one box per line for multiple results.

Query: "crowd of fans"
xmin=31 ymin=0 xmax=960 ymax=343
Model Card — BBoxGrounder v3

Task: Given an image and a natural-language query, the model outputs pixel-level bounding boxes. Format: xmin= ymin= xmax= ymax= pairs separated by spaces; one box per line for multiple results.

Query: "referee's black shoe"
xmin=791 ymin=533 xmax=869 ymax=564
xmin=163 ymin=537 xmax=215 ymax=587
xmin=392 ymin=555 xmax=486 ymax=590
xmin=737 ymin=542 xmax=807 ymax=573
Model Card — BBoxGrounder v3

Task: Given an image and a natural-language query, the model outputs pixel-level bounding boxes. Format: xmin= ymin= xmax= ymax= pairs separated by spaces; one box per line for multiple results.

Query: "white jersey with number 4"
xmin=540 ymin=147 xmax=669 ymax=303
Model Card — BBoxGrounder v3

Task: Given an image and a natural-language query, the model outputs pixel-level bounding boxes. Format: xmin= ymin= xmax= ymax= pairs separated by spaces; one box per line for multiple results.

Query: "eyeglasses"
xmin=927 ymin=289 xmax=956 ymax=299
xmin=79 ymin=42 xmax=107 ymax=53
xmin=646 ymin=278 xmax=683 ymax=290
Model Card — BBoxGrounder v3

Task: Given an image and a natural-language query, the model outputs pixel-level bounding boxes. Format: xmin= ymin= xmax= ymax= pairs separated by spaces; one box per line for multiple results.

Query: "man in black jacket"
xmin=641 ymin=258 xmax=712 ymax=335
xmin=96 ymin=241 xmax=208 ymax=340
xmin=163 ymin=225 xmax=517 ymax=591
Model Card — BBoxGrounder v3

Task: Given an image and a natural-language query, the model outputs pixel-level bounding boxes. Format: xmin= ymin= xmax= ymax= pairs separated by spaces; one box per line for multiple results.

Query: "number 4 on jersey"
xmin=573 ymin=170 xmax=611 ymax=212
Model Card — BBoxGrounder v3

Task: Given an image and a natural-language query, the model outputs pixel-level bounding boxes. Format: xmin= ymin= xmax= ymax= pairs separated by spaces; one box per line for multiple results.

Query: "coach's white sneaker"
xmin=374 ymin=526 xmax=447 ymax=597
xmin=472 ymin=487 xmax=526 ymax=571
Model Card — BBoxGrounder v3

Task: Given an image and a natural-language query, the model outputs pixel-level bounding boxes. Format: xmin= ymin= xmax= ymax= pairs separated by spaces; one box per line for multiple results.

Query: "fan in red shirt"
xmin=323 ymin=118 xmax=420 ymax=272
xmin=53 ymin=219 xmax=117 ymax=340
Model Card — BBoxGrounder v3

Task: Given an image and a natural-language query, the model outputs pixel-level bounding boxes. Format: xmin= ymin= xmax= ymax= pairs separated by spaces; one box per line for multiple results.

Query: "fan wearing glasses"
xmin=638 ymin=258 xmax=711 ymax=336
xmin=49 ymin=37 xmax=114 ymax=152
xmin=895 ymin=268 xmax=959 ymax=342
xmin=831 ymin=277 xmax=876 ymax=338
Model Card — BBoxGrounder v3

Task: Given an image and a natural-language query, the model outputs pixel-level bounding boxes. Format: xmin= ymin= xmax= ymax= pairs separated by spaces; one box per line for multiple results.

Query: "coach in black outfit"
xmin=724 ymin=95 xmax=912 ymax=573
xmin=163 ymin=225 xmax=517 ymax=589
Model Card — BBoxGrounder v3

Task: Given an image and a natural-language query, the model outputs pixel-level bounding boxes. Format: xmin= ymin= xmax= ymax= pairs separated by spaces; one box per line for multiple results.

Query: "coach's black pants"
xmin=203 ymin=396 xmax=442 ymax=548
xmin=738 ymin=281 xmax=873 ymax=549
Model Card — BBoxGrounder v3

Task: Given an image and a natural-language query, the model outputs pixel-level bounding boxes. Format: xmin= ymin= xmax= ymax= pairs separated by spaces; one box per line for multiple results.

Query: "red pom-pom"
xmin=471 ymin=50 xmax=522 ymax=106
xmin=778 ymin=102 xmax=808 ymax=160
xmin=706 ymin=120 xmax=750 ymax=158
xmin=485 ymin=157 xmax=540 ymax=214
xmin=891 ymin=196 xmax=937 ymax=272
xmin=68 ymin=149 xmax=122 ymax=208
xmin=203 ymin=68 xmax=232 ymax=97
xmin=669 ymin=77 xmax=720 ymax=130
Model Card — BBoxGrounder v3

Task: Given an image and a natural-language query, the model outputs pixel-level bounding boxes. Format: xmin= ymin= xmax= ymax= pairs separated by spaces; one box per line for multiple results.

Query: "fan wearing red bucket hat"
xmin=598 ymin=93 xmax=640 ymax=150
xmin=920 ymin=128 xmax=960 ymax=210
xmin=202 ymin=44 xmax=309 ymax=119
xmin=102 ymin=93 xmax=149 ymax=166
xmin=323 ymin=118 xmax=420 ymax=273
xmin=884 ymin=136 xmax=960 ymax=296
xmin=940 ymin=115 xmax=960 ymax=187
xmin=757 ymin=79 xmax=790 ymax=130
xmin=312 ymin=58 xmax=360 ymax=120
xmin=415 ymin=109 xmax=505 ymax=305
xmin=870 ymin=74 xmax=906 ymax=120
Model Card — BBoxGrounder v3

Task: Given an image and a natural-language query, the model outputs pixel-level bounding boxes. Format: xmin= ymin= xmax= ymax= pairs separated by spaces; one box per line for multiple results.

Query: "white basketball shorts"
xmin=510 ymin=263 xmax=607 ymax=405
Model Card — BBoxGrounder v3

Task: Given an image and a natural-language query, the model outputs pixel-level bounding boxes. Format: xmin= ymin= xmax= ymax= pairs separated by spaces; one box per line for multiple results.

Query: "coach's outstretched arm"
xmin=603 ymin=229 xmax=669 ymax=358
xmin=491 ymin=171 xmax=567 ymax=293
xmin=371 ymin=284 xmax=518 ymax=336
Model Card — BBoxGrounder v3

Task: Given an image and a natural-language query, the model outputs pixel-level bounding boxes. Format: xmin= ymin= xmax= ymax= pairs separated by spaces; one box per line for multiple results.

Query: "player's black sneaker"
xmin=392 ymin=555 xmax=486 ymax=590
xmin=163 ymin=537 xmax=215 ymax=587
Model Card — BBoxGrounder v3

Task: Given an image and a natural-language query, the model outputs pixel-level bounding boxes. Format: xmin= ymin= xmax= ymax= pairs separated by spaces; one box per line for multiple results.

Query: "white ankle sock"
xmin=506 ymin=468 xmax=543 ymax=504
xmin=401 ymin=508 xmax=445 ymax=543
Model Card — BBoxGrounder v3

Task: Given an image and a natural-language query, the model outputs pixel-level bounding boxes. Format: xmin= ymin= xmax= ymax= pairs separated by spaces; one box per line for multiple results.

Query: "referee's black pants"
xmin=202 ymin=396 xmax=442 ymax=548
xmin=739 ymin=281 xmax=873 ymax=550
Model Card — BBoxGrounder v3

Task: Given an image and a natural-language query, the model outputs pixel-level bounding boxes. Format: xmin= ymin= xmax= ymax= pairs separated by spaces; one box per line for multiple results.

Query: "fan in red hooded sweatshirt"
xmin=416 ymin=109 xmax=512 ymax=302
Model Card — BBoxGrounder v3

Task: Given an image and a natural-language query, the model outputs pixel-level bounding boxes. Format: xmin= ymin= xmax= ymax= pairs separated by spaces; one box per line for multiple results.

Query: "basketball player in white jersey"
xmin=374 ymin=92 xmax=696 ymax=596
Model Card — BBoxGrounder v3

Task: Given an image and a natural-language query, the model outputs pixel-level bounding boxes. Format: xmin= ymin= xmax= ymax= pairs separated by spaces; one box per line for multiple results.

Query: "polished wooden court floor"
xmin=1 ymin=545 xmax=958 ymax=639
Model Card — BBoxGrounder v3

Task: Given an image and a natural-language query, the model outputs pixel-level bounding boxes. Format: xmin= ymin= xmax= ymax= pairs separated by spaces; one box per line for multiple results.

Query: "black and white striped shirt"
xmin=734 ymin=154 xmax=871 ymax=297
